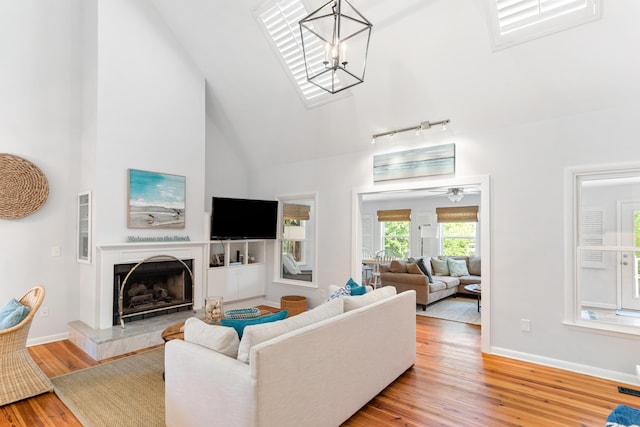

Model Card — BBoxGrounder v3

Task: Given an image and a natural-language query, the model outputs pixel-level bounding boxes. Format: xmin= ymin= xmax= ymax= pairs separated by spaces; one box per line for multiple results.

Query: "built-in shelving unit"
xmin=206 ymin=240 xmax=266 ymax=303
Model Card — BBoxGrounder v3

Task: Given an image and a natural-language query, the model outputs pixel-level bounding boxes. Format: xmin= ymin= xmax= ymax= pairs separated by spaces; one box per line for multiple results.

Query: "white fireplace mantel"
xmin=90 ymin=241 xmax=207 ymax=330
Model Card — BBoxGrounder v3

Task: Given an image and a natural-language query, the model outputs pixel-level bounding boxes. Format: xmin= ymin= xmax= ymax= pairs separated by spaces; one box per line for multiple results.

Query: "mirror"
xmin=277 ymin=194 xmax=316 ymax=286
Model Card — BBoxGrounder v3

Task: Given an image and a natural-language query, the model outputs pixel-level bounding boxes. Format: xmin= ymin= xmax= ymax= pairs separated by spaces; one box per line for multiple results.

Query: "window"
xmin=278 ymin=194 xmax=316 ymax=286
xmin=254 ymin=0 xmax=349 ymax=107
xmin=485 ymin=0 xmax=601 ymax=50
xmin=441 ymin=223 xmax=477 ymax=256
xmin=377 ymin=209 xmax=411 ymax=257
xmin=567 ymin=165 xmax=640 ymax=335
xmin=382 ymin=221 xmax=410 ymax=258
xmin=436 ymin=206 xmax=479 ymax=256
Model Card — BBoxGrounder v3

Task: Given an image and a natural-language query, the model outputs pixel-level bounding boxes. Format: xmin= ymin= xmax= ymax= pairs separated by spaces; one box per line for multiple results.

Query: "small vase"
xmin=204 ymin=296 xmax=223 ymax=324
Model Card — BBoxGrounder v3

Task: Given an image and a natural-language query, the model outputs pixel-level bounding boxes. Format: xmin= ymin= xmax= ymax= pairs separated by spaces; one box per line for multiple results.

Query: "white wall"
xmin=252 ymin=102 xmax=640 ymax=383
xmin=0 ymin=1 xmax=82 ymax=343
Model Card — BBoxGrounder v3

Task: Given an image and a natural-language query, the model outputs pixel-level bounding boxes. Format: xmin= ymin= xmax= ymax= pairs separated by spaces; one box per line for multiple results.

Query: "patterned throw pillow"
xmin=447 ymin=258 xmax=470 ymax=277
xmin=430 ymin=257 xmax=450 ymax=276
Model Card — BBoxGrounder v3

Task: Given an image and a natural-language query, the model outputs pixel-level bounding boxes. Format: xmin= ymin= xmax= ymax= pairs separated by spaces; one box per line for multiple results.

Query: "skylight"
xmin=485 ymin=0 xmax=601 ymax=50
xmin=255 ymin=0 xmax=348 ymax=107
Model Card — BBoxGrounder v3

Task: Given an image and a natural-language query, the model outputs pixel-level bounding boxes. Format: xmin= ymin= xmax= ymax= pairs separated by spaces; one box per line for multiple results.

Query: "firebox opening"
xmin=113 ymin=258 xmax=194 ymax=326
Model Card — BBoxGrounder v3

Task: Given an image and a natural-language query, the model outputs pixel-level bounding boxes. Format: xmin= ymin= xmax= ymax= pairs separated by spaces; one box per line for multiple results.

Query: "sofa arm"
xmin=165 ymin=339 xmax=256 ymax=427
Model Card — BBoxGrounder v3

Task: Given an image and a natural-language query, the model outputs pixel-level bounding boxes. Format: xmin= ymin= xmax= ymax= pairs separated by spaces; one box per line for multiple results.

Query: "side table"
xmin=464 ymin=284 xmax=481 ymax=312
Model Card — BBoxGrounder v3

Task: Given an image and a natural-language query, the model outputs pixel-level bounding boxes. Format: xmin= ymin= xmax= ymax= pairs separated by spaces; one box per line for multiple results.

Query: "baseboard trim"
xmin=27 ymin=332 xmax=68 ymax=347
xmin=490 ymin=345 xmax=639 ymax=387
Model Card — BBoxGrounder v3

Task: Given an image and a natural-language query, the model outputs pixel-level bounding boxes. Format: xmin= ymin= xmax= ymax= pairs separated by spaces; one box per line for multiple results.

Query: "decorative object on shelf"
xmin=280 ymin=295 xmax=307 ymax=317
xmin=0 ymin=153 xmax=49 ymax=220
xmin=373 ymin=143 xmax=455 ymax=182
xmin=299 ymin=0 xmax=372 ymax=94
xmin=126 ymin=235 xmax=191 ymax=242
xmin=223 ymin=307 xmax=261 ymax=320
xmin=204 ymin=296 xmax=223 ymax=324
xmin=371 ymin=118 xmax=450 ymax=144
xmin=128 ymin=169 xmax=185 ymax=229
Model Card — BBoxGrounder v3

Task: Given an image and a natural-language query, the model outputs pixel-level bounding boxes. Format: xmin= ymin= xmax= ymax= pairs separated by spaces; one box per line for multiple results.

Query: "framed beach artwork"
xmin=373 ymin=143 xmax=455 ymax=182
xmin=127 ymin=169 xmax=185 ymax=229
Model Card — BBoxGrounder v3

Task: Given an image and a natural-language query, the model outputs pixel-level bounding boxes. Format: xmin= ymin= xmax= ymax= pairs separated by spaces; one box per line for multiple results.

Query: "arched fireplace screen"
xmin=116 ymin=254 xmax=194 ymax=328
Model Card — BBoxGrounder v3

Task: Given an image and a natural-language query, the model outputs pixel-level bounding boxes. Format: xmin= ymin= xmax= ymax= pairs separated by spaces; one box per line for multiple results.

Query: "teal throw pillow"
xmin=0 ymin=298 xmax=30 ymax=330
xmin=416 ymin=258 xmax=433 ymax=283
xmin=431 ymin=257 xmax=450 ymax=276
xmin=350 ymin=284 xmax=367 ymax=296
xmin=448 ymin=258 xmax=470 ymax=277
xmin=221 ymin=310 xmax=288 ymax=339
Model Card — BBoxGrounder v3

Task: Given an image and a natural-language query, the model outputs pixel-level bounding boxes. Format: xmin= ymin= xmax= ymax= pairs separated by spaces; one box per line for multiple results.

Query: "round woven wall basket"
xmin=280 ymin=295 xmax=307 ymax=317
xmin=0 ymin=154 xmax=49 ymax=220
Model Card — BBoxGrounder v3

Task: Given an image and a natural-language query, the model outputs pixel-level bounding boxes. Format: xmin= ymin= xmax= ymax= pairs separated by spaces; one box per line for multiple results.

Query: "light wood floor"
xmin=2 ymin=316 xmax=639 ymax=426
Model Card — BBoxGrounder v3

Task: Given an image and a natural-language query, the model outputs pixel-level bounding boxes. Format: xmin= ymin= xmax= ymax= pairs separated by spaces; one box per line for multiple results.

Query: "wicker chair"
xmin=0 ymin=286 xmax=53 ymax=406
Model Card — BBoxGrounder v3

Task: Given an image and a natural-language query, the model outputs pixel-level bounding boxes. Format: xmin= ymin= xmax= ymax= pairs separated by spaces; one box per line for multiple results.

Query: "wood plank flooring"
xmin=1 ymin=316 xmax=638 ymax=426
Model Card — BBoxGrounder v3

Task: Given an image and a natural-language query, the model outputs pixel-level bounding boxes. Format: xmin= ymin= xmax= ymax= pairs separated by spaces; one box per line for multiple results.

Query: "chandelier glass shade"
xmin=447 ymin=188 xmax=464 ymax=203
xmin=299 ymin=0 xmax=372 ymax=94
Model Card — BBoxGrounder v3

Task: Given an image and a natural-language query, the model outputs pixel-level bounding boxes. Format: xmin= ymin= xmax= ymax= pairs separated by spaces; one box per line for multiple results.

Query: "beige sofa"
xmin=165 ymin=287 xmax=416 ymax=427
xmin=379 ymin=256 xmax=481 ymax=310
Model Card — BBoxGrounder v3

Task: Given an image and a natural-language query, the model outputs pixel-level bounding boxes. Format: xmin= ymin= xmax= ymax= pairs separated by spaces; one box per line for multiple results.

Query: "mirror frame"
xmin=275 ymin=192 xmax=318 ymax=288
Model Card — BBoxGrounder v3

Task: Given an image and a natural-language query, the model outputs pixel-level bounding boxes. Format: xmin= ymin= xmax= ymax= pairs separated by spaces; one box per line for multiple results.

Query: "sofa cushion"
xmin=431 ymin=257 xmax=450 ymax=276
xmin=428 ymin=282 xmax=447 ymax=293
xmin=237 ymin=298 xmax=344 ymax=363
xmin=341 ymin=286 xmax=397 ymax=311
xmin=406 ymin=263 xmax=423 ymax=275
xmin=435 ymin=276 xmax=461 ymax=289
xmin=389 ymin=260 xmax=408 ymax=273
xmin=468 ymin=256 xmax=481 ymax=276
xmin=447 ymin=257 xmax=470 ymax=277
xmin=184 ymin=318 xmax=240 ymax=358
xmin=0 ymin=298 xmax=30 ymax=330
xmin=220 ymin=310 xmax=288 ymax=339
xmin=416 ymin=258 xmax=434 ymax=283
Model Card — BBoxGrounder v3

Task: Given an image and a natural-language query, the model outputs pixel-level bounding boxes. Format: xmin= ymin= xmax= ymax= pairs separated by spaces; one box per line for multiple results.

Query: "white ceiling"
xmin=150 ymin=0 xmax=640 ymax=169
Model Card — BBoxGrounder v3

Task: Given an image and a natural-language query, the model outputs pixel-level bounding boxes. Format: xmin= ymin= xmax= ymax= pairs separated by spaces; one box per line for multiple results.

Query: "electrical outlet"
xmin=520 ymin=319 xmax=531 ymax=332
xmin=51 ymin=246 xmax=61 ymax=257
xmin=40 ymin=306 xmax=49 ymax=318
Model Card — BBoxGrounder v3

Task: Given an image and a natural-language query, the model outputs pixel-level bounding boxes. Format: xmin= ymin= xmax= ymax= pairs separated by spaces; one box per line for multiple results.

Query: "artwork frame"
xmin=373 ymin=143 xmax=455 ymax=182
xmin=127 ymin=169 xmax=185 ymax=229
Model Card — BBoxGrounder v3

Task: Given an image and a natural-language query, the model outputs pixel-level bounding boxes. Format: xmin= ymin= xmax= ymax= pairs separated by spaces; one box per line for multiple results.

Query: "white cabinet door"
xmin=208 ymin=268 xmax=238 ymax=302
xmin=238 ymin=265 xmax=265 ymax=300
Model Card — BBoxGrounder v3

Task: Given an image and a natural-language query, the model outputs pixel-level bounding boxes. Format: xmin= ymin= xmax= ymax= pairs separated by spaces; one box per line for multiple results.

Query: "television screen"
xmin=210 ymin=197 xmax=278 ymax=240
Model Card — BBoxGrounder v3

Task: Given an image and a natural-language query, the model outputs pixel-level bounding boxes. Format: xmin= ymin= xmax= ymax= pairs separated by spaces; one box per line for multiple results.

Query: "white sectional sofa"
xmin=164 ymin=287 xmax=416 ymax=427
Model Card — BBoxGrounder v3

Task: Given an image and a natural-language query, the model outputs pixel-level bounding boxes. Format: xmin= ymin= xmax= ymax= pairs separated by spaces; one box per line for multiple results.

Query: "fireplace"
xmin=112 ymin=256 xmax=194 ymax=327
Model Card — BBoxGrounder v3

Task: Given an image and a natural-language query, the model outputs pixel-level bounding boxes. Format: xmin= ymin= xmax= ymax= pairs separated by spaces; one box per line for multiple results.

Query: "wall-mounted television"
xmin=210 ymin=197 xmax=278 ymax=240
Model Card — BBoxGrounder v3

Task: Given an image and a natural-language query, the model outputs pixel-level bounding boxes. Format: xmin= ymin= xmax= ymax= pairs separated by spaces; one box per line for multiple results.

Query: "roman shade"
xmin=283 ymin=203 xmax=310 ymax=221
xmin=377 ymin=209 xmax=411 ymax=222
xmin=436 ymin=206 xmax=479 ymax=223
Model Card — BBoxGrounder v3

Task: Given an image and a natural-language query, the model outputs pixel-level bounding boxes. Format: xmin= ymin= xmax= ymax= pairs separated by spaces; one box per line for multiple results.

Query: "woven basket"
xmin=280 ymin=295 xmax=307 ymax=317
xmin=0 ymin=154 xmax=49 ymax=220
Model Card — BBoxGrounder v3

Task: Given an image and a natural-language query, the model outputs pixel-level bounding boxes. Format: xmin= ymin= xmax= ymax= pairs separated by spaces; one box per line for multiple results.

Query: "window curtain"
xmin=283 ymin=203 xmax=310 ymax=220
xmin=436 ymin=206 xmax=479 ymax=223
xmin=377 ymin=209 xmax=411 ymax=222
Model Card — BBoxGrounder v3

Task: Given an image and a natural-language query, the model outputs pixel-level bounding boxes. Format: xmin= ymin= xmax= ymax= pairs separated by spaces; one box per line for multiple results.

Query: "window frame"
xmin=565 ymin=164 xmax=640 ymax=337
xmin=440 ymin=222 xmax=477 ymax=257
xmin=484 ymin=0 xmax=602 ymax=51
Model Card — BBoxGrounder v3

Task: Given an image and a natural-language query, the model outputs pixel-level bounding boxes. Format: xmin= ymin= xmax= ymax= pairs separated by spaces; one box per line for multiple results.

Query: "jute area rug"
xmin=51 ymin=347 xmax=165 ymax=427
xmin=416 ymin=296 xmax=481 ymax=325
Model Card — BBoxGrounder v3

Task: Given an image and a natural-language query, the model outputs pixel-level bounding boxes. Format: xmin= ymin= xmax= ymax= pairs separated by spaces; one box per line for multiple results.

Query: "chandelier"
xmin=299 ymin=0 xmax=372 ymax=94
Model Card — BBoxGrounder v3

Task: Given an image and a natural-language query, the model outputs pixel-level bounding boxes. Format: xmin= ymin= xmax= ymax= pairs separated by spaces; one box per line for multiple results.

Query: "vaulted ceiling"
xmin=151 ymin=0 xmax=640 ymax=169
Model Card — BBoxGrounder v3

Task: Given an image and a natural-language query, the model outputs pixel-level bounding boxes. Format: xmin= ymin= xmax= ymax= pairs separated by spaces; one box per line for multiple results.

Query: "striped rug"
xmin=416 ymin=296 xmax=481 ymax=325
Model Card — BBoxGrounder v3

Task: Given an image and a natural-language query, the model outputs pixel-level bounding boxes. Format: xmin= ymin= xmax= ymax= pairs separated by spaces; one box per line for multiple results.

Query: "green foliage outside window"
xmin=384 ymin=221 xmax=409 ymax=257
xmin=442 ymin=222 xmax=476 ymax=256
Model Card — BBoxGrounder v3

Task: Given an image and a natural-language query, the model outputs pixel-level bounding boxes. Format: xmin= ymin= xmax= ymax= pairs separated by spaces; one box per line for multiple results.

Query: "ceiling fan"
xmin=425 ymin=186 xmax=480 ymax=202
